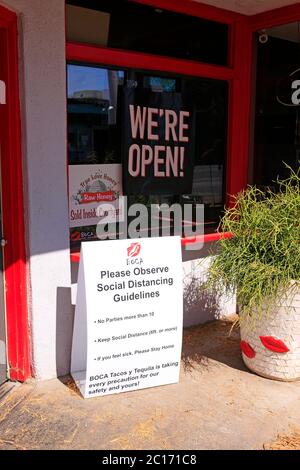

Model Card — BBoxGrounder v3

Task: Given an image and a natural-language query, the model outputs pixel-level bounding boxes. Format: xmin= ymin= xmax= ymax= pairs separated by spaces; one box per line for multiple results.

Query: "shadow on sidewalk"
xmin=181 ymin=320 xmax=248 ymax=373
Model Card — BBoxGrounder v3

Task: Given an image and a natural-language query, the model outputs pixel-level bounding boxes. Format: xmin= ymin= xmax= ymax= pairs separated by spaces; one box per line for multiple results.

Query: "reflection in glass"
xmin=67 ymin=0 xmax=228 ymax=66
xmin=253 ymin=22 xmax=300 ymax=188
xmin=67 ymin=65 xmax=124 ymax=165
xmin=67 ymin=64 xmax=228 ymax=248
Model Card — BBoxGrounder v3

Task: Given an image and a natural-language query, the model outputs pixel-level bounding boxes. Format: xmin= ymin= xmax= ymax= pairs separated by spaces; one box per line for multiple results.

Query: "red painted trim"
xmin=70 ymin=253 xmax=80 ymax=264
xmin=0 ymin=7 xmax=30 ymax=382
xmin=0 ymin=4 xmax=15 ymax=24
xmin=249 ymin=3 xmax=300 ymax=31
xmin=226 ymin=19 xmax=253 ymax=206
xmin=131 ymin=0 xmax=245 ymax=23
xmin=181 ymin=231 xmax=234 ymax=246
xmin=67 ymin=43 xmax=234 ymax=81
xmin=70 ymin=232 xmax=234 ymax=263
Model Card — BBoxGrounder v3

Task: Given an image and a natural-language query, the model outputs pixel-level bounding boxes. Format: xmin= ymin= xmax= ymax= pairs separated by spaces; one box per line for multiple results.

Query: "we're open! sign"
xmin=123 ymin=85 xmax=194 ymax=195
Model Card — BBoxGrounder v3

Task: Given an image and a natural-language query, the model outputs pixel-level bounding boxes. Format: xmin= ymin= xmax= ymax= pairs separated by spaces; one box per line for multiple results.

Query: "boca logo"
xmin=127 ymin=242 xmax=141 ymax=258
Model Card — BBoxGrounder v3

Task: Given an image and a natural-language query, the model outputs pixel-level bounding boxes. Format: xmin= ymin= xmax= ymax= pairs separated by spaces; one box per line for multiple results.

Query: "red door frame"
xmin=2 ymin=0 xmax=299 ymax=383
xmin=0 ymin=5 xmax=30 ymax=382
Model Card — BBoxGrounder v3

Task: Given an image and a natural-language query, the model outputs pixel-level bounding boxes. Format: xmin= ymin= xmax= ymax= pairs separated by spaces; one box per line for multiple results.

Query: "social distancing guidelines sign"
xmin=71 ymin=237 xmax=183 ymax=398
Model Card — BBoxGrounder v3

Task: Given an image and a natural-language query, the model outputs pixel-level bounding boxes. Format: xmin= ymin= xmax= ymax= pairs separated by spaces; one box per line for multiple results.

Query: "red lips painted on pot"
xmin=240 ymin=341 xmax=256 ymax=359
xmin=259 ymin=336 xmax=290 ymax=353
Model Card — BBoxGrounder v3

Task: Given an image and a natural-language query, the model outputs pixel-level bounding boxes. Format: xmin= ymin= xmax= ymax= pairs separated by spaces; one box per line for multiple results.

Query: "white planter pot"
xmin=240 ymin=281 xmax=300 ymax=381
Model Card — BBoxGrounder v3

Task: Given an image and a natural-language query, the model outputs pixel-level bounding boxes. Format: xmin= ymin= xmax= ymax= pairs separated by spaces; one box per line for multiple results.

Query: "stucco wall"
xmin=1 ymin=0 xmax=71 ymax=380
xmin=182 ymin=256 xmax=236 ymax=327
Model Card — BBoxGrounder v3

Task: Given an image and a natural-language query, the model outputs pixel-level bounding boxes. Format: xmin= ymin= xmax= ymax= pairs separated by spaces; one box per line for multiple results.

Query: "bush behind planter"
xmin=207 ymin=166 xmax=300 ymax=328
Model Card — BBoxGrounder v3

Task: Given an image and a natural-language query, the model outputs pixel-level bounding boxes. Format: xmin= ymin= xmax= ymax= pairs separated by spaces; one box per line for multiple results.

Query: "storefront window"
xmin=66 ymin=0 xmax=228 ymax=66
xmin=68 ymin=65 xmax=124 ymax=165
xmin=253 ymin=22 xmax=300 ymax=188
xmin=68 ymin=64 xmax=228 ymax=249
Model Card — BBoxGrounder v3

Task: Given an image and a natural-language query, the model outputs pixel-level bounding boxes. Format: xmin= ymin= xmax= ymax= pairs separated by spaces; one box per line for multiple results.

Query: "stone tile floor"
xmin=0 ymin=319 xmax=300 ymax=450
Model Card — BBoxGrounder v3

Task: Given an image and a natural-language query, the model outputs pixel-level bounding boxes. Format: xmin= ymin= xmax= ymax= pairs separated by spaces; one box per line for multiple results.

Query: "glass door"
xmin=253 ymin=21 xmax=300 ymax=187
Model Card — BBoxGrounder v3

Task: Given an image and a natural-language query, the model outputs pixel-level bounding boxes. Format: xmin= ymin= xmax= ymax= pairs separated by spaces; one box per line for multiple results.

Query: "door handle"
xmin=1 ymin=239 xmax=7 ymax=247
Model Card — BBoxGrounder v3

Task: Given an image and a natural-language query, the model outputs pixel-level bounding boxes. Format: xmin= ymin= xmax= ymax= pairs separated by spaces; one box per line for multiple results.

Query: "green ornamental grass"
xmin=208 ymin=166 xmax=300 ymax=327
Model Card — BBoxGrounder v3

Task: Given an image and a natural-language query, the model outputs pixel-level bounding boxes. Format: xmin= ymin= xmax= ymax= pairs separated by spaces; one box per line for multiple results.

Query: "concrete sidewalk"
xmin=1 ymin=319 xmax=300 ymax=450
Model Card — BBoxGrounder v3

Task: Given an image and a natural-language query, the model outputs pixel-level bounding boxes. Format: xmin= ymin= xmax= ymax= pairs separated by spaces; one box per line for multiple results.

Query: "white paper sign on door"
xmin=71 ymin=236 xmax=183 ymax=398
xmin=68 ymin=164 xmax=124 ymax=228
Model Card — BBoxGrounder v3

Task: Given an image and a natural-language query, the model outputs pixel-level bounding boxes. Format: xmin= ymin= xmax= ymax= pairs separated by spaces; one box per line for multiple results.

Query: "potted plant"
xmin=207 ymin=167 xmax=300 ymax=381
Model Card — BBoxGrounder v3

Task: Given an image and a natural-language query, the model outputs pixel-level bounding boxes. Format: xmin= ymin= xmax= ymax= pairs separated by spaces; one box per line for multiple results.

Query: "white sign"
xmin=68 ymin=164 xmax=124 ymax=228
xmin=71 ymin=236 xmax=183 ymax=398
